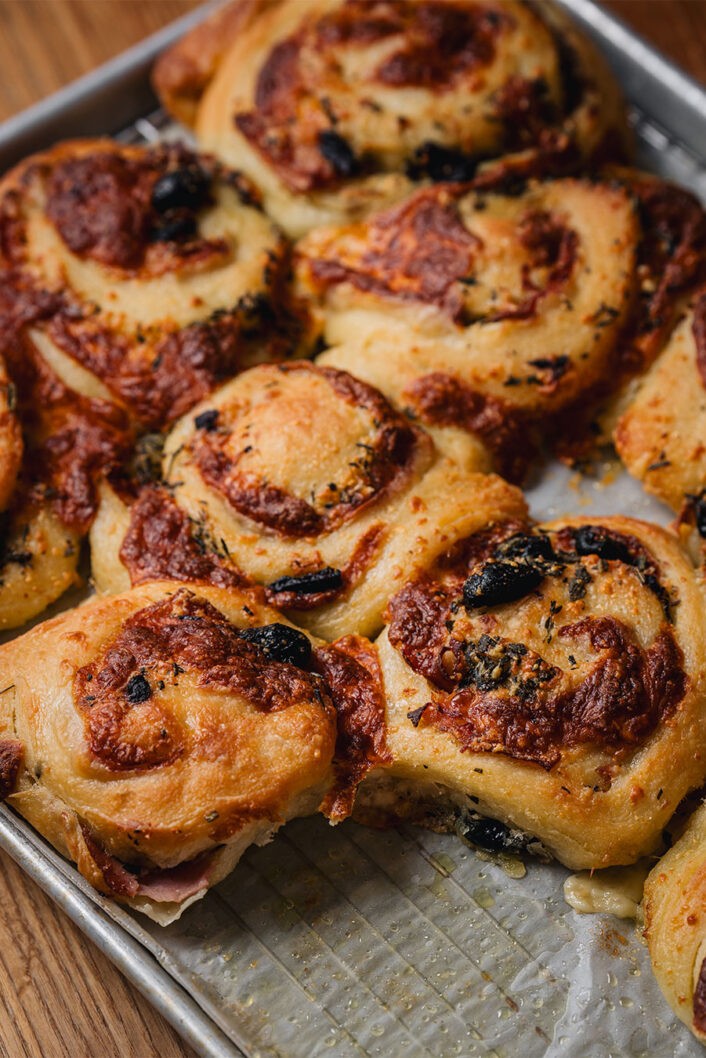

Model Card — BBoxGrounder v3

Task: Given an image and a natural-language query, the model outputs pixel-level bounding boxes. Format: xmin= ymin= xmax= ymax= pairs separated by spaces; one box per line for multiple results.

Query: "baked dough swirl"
xmin=356 ymin=516 xmax=706 ymax=869
xmin=616 ymin=293 xmax=706 ymax=519
xmin=303 ymin=171 xmax=706 ymax=471
xmin=0 ymin=138 xmax=295 ymax=433
xmin=306 ymin=177 xmax=635 ymax=471
xmin=155 ymin=0 xmax=629 ymax=237
xmin=90 ymin=362 xmax=529 ymax=639
xmin=0 ymin=582 xmax=337 ymax=922
xmin=644 ymin=801 xmax=706 ymax=1045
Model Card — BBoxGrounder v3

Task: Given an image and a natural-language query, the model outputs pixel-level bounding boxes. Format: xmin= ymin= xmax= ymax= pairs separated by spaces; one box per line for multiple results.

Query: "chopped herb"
xmin=567 ymin=565 xmax=592 ymax=602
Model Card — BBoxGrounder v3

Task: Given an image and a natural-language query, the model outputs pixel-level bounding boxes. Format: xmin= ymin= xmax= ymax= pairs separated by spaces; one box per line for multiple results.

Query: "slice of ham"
xmin=80 ymin=822 xmax=215 ymax=903
xmin=136 ymin=854 xmax=216 ymax=903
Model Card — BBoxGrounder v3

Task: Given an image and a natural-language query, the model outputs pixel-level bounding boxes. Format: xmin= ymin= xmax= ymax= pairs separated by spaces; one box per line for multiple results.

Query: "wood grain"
xmin=0 ymin=3 xmax=702 ymax=1058
xmin=604 ymin=0 xmax=706 ymax=84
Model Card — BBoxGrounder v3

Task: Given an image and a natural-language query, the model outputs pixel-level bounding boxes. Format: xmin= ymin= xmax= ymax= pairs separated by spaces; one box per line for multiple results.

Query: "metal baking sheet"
xmin=1 ymin=3 xmax=706 ymax=1057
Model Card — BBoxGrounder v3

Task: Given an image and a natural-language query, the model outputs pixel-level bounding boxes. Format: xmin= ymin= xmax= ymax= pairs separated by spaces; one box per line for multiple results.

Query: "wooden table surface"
xmin=0 ymin=2 xmax=703 ymax=1056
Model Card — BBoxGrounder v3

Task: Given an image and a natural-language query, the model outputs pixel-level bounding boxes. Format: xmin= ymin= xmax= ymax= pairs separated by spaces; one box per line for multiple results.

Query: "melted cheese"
xmin=563 ymin=861 xmax=652 ymax=920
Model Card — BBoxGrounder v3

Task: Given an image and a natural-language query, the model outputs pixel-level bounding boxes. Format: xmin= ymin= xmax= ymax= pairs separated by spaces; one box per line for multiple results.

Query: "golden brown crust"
xmin=0 ymin=582 xmax=337 ymax=919
xmin=311 ymin=170 xmax=706 ymax=476
xmin=315 ymin=634 xmax=391 ymax=822
xmin=368 ymin=515 xmax=706 ymax=869
xmin=0 ymin=503 xmax=80 ymax=631
xmin=611 ymin=169 xmax=706 ymax=374
xmin=401 ymin=371 xmax=534 ymax=484
xmin=0 ymin=135 xmax=305 ymax=621
xmin=5 ymin=331 xmax=133 ymax=534
xmin=311 ymin=176 xmax=641 ymax=477
xmin=117 ymin=485 xmax=252 ymax=593
xmin=189 ymin=363 xmax=421 ymax=538
xmin=387 ymin=522 xmax=682 ymax=767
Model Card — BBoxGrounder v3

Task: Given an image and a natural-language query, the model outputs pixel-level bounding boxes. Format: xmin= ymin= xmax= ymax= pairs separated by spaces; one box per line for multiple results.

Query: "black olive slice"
xmin=151 ymin=166 xmax=210 ymax=213
xmin=238 ymin=623 xmax=312 ymax=668
xmin=269 ymin=567 xmax=344 ymax=595
xmin=463 ymin=561 xmax=543 ymax=610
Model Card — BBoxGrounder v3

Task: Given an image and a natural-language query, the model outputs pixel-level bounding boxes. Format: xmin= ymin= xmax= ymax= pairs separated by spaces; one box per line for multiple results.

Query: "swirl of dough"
xmin=162 ymin=0 xmax=629 ymax=237
xmin=90 ymin=362 xmax=529 ymax=639
xmin=305 ymin=177 xmax=636 ymax=471
xmin=0 ymin=582 xmax=336 ymax=922
xmin=616 ymin=294 xmax=706 ymax=516
xmin=0 ymin=138 xmax=298 ymax=432
xmin=305 ymin=172 xmax=706 ymax=471
xmin=643 ymin=801 xmax=706 ymax=1045
xmin=357 ymin=516 xmax=706 ymax=869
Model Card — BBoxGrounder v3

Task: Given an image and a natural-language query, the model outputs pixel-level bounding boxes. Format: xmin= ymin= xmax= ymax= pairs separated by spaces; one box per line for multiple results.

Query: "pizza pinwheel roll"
xmin=355 ymin=516 xmax=706 ymax=869
xmin=643 ymin=801 xmax=706 ymax=1045
xmin=156 ymin=0 xmax=629 ymax=237
xmin=0 ymin=138 xmax=298 ymax=434
xmin=615 ymin=293 xmax=706 ymax=517
xmin=305 ymin=177 xmax=635 ymax=468
xmin=89 ymin=362 xmax=528 ymax=640
xmin=0 ymin=582 xmax=337 ymax=922
xmin=304 ymin=171 xmax=706 ymax=468
xmin=0 ymin=136 xmax=306 ymax=627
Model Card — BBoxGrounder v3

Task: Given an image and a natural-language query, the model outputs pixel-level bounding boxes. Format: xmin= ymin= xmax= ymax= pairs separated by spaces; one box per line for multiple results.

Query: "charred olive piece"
xmin=573 ymin=526 xmax=633 ymax=564
xmin=269 ymin=567 xmax=344 ymax=595
xmin=463 ymin=561 xmax=542 ymax=610
xmin=238 ymin=623 xmax=312 ymax=668
xmin=495 ymin=532 xmax=555 ymax=563
xmin=318 ymin=130 xmax=359 ymax=178
xmin=406 ymin=142 xmax=479 ymax=183
xmin=460 ymin=814 xmax=528 ymax=855
xmin=151 ymin=166 xmax=210 ymax=213
xmin=124 ymin=673 xmax=152 ymax=703
xmin=193 ymin=409 xmax=219 ymax=432
xmin=149 ymin=213 xmax=197 ymax=243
